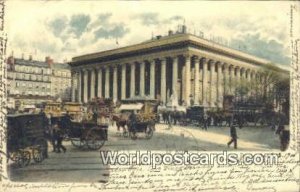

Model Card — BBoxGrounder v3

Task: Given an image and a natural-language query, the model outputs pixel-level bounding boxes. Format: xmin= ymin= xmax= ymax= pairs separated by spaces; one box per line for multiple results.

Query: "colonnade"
xmin=71 ymin=53 xmax=262 ymax=107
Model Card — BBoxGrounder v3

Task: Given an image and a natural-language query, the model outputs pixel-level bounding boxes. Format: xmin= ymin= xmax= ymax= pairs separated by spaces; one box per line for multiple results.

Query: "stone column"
xmin=172 ymin=56 xmax=178 ymax=96
xmin=246 ymin=69 xmax=251 ymax=97
xmin=202 ymin=59 xmax=208 ymax=106
xmin=90 ymin=69 xmax=95 ymax=100
xmin=140 ymin=61 xmax=145 ymax=96
xmin=150 ymin=60 xmax=155 ymax=99
xmin=228 ymin=66 xmax=233 ymax=95
xmin=77 ymin=70 xmax=82 ymax=102
xmin=240 ymin=68 xmax=245 ymax=86
xmin=113 ymin=66 xmax=118 ymax=100
xmin=121 ymin=64 xmax=126 ymax=99
xmin=250 ymin=70 xmax=255 ymax=95
xmin=161 ymin=58 xmax=167 ymax=104
xmin=97 ymin=68 xmax=102 ymax=98
xmin=236 ymin=67 xmax=241 ymax=82
xmin=209 ymin=61 xmax=215 ymax=107
xmin=247 ymin=69 xmax=251 ymax=82
xmin=130 ymin=63 xmax=135 ymax=97
xmin=194 ymin=57 xmax=200 ymax=105
xmin=235 ymin=66 xmax=240 ymax=94
xmin=185 ymin=55 xmax=191 ymax=106
xmin=71 ymin=71 xmax=76 ymax=102
xmin=217 ymin=63 xmax=222 ymax=108
xmin=83 ymin=69 xmax=88 ymax=103
xmin=105 ymin=67 xmax=110 ymax=98
xmin=223 ymin=64 xmax=228 ymax=96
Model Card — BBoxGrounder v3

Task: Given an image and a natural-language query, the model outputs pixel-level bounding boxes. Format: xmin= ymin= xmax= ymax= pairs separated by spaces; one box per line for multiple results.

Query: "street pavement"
xmin=8 ymin=123 xmax=281 ymax=182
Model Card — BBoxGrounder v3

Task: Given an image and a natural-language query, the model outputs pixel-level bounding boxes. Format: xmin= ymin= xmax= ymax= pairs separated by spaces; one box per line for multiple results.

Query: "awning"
xmin=23 ymin=105 xmax=36 ymax=109
xmin=118 ymin=103 xmax=144 ymax=111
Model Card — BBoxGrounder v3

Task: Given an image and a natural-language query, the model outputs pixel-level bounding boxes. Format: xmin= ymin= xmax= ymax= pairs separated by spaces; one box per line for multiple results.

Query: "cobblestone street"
xmin=8 ymin=123 xmax=281 ymax=183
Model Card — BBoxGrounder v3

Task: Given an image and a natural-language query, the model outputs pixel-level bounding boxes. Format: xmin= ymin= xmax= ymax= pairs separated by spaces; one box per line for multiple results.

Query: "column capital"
xmin=223 ymin=63 xmax=229 ymax=69
xmin=199 ymin=57 xmax=207 ymax=64
xmin=129 ymin=61 xmax=137 ymax=66
xmin=90 ymin=68 xmax=97 ymax=72
xmin=215 ymin=61 xmax=222 ymax=67
xmin=207 ymin=58 xmax=215 ymax=64
xmin=192 ymin=55 xmax=199 ymax=60
xmin=228 ymin=64 xmax=234 ymax=70
xmin=158 ymin=57 xmax=167 ymax=62
xmin=209 ymin=60 xmax=216 ymax=67
xmin=182 ymin=53 xmax=192 ymax=59
xmin=234 ymin=66 xmax=240 ymax=70
xmin=171 ymin=55 xmax=179 ymax=61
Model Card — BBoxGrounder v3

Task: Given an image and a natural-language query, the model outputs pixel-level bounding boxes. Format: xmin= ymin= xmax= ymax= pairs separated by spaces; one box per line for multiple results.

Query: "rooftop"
xmin=12 ymin=57 xmax=69 ymax=69
xmin=15 ymin=58 xmax=49 ymax=68
xmin=71 ymin=32 xmax=285 ymax=70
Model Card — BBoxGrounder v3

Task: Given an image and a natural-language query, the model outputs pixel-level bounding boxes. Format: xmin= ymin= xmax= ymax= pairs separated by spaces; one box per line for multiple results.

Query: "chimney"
xmin=6 ymin=56 xmax=15 ymax=71
xmin=29 ymin=55 xmax=32 ymax=61
xmin=45 ymin=56 xmax=53 ymax=65
xmin=21 ymin=53 xmax=24 ymax=60
xmin=7 ymin=56 xmax=14 ymax=65
xmin=168 ymin=30 xmax=173 ymax=36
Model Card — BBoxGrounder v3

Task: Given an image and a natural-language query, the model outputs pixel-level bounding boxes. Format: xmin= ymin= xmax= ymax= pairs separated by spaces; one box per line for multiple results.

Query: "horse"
xmin=111 ymin=113 xmax=129 ymax=135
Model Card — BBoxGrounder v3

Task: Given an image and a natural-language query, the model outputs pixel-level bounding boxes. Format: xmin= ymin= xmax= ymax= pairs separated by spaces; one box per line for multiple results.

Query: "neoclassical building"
xmin=69 ymin=29 xmax=286 ymax=108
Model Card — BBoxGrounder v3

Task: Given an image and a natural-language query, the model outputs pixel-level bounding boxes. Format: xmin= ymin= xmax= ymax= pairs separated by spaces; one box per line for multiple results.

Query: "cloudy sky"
xmin=5 ymin=1 xmax=293 ymax=66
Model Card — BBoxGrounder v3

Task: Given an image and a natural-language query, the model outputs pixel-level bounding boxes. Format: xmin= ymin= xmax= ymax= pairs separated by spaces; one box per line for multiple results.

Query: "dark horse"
xmin=112 ymin=113 xmax=129 ymax=134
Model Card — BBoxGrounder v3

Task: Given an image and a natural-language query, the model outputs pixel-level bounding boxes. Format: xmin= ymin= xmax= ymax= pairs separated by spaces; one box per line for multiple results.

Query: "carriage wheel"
xmin=122 ymin=131 xmax=129 ymax=137
xmin=130 ymin=131 xmax=137 ymax=140
xmin=17 ymin=150 xmax=31 ymax=167
xmin=34 ymin=138 xmax=48 ymax=159
xmin=145 ymin=125 xmax=154 ymax=139
xmin=32 ymin=147 xmax=43 ymax=163
xmin=86 ymin=127 xmax=105 ymax=150
xmin=71 ymin=138 xmax=86 ymax=148
xmin=10 ymin=151 xmax=20 ymax=163
xmin=63 ymin=129 xmax=71 ymax=141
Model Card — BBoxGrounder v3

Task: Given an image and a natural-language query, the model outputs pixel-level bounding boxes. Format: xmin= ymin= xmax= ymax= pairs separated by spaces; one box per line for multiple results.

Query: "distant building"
xmin=7 ymin=55 xmax=71 ymax=110
xmin=51 ymin=62 xmax=72 ymax=101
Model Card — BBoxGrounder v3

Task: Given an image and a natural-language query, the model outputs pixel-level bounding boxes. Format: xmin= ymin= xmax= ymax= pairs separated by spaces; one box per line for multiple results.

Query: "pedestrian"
xmin=53 ymin=124 xmax=66 ymax=153
xmin=203 ymin=114 xmax=208 ymax=131
xmin=227 ymin=125 xmax=238 ymax=149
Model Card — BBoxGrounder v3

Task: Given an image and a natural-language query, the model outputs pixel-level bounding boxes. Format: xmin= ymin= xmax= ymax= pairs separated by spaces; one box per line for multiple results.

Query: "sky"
xmin=5 ymin=1 xmax=294 ymax=66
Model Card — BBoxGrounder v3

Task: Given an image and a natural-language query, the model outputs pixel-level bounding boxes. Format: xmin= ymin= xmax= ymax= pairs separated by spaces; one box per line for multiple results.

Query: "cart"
xmin=68 ymin=121 xmax=108 ymax=150
xmin=7 ymin=114 xmax=48 ymax=167
xmin=118 ymin=98 xmax=157 ymax=140
xmin=53 ymin=98 xmax=111 ymax=150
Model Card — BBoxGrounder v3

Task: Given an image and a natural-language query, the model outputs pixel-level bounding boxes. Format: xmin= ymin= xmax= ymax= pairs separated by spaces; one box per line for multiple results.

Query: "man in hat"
xmin=227 ymin=125 xmax=238 ymax=149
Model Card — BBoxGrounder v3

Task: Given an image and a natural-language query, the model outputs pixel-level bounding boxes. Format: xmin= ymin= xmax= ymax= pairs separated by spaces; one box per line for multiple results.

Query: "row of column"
xmin=71 ymin=54 xmax=262 ymax=107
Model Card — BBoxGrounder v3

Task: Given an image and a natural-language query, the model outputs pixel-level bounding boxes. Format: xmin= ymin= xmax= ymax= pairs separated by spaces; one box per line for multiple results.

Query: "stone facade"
xmin=7 ymin=56 xmax=71 ymax=109
xmin=70 ymin=32 xmax=287 ymax=108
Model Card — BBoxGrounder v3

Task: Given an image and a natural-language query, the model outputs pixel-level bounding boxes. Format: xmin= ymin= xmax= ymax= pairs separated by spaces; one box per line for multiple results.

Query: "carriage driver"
xmin=129 ymin=111 xmax=137 ymax=131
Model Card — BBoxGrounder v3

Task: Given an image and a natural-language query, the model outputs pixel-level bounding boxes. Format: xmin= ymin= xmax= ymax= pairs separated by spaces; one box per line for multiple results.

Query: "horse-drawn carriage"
xmin=52 ymin=98 xmax=111 ymax=150
xmin=115 ymin=98 xmax=158 ymax=140
xmin=62 ymin=102 xmax=83 ymax=122
xmin=44 ymin=101 xmax=62 ymax=117
xmin=186 ymin=106 xmax=206 ymax=125
xmin=7 ymin=114 xmax=48 ymax=167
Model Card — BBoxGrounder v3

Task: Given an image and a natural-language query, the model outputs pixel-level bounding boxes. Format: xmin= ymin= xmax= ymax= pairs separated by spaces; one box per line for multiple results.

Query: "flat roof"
xmin=71 ymin=33 xmax=284 ymax=69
